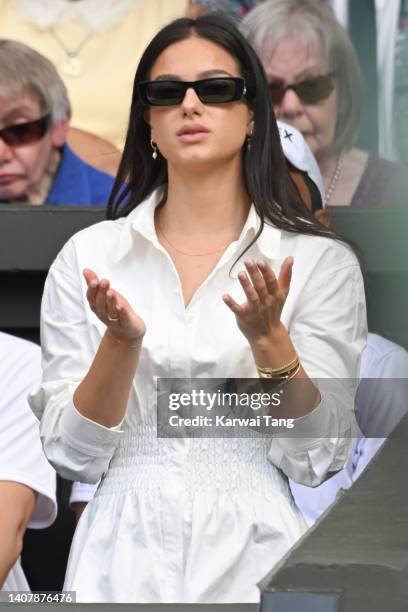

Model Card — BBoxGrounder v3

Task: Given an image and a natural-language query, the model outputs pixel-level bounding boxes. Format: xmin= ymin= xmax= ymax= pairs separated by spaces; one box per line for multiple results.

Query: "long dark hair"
xmin=107 ymin=14 xmax=338 ymax=245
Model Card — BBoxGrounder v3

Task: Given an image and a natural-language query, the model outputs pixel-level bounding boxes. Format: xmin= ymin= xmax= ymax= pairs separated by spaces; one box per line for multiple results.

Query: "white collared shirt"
xmin=29 ymin=189 xmax=367 ymax=602
xmin=1 ymin=332 xmax=57 ymax=592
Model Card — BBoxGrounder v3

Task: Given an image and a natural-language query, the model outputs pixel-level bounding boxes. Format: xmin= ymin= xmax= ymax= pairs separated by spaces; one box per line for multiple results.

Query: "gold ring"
xmin=107 ymin=313 xmax=119 ymax=322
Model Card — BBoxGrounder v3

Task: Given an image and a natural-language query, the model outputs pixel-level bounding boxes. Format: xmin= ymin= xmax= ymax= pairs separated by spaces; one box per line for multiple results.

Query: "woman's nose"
xmin=180 ymin=87 xmax=204 ymax=115
xmin=274 ymin=88 xmax=304 ymax=119
xmin=0 ymin=137 xmax=14 ymax=164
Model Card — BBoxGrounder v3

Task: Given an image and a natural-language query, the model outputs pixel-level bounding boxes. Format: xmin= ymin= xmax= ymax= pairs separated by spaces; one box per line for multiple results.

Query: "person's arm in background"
xmin=71 ymin=502 xmax=86 ymax=524
xmin=69 ymin=481 xmax=98 ymax=524
xmin=0 ymin=332 xmax=57 ymax=591
xmin=0 ymin=483 xmax=37 ymax=588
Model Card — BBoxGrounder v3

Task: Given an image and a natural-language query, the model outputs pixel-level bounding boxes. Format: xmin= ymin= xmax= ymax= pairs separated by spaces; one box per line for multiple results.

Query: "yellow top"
xmin=0 ymin=0 xmax=188 ymax=148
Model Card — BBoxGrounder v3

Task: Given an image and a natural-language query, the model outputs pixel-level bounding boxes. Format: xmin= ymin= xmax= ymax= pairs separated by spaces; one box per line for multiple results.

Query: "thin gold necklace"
xmin=156 ymin=216 xmax=230 ymax=257
xmin=324 ymin=150 xmax=344 ymax=207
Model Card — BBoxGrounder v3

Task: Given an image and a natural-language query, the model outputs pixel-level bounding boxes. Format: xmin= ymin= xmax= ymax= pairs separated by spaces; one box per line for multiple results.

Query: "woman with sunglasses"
xmin=30 ymin=14 xmax=366 ymax=603
xmin=241 ymin=0 xmax=408 ymax=207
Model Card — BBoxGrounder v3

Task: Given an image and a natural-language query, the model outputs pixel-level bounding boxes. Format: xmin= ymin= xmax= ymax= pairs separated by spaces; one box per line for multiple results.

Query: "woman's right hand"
xmin=83 ymin=268 xmax=146 ymax=345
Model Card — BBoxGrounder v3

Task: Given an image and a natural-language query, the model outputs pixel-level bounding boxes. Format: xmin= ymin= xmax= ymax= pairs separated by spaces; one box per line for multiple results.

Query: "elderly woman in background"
xmin=0 ymin=0 xmax=188 ymax=149
xmin=0 ymin=40 xmax=114 ymax=205
xmin=241 ymin=0 xmax=408 ymax=207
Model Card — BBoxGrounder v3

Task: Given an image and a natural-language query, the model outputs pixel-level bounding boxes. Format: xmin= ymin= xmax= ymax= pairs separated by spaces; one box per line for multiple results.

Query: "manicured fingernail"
xmin=90 ymin=281 xmax=97 ymax=288
xmin=100 ymin=281 xmax=107 ymax=289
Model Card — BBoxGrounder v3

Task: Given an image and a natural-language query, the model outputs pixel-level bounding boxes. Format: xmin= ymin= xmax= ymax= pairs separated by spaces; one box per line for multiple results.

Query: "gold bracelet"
xmin=256 ymin=353 xmax=299 ymax=378
xmin=257 ymin=357 xmax=300 ymax=380
xmin=286 ymin=362 xmax=301 ymax=380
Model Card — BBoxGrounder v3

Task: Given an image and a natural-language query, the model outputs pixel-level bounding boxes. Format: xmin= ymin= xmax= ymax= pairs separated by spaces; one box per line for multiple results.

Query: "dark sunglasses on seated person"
xmin=269 ymin=73 xmax=335 ymax=105
xmin=138 ymin=77 xmax=246 ymax=106
xmin=0 ymin=114 xmax=51 ymax=147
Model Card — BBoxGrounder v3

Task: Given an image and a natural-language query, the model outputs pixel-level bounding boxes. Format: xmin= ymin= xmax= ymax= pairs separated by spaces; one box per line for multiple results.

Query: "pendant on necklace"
xmin=61 ymin=55 xmax=84 ymax=78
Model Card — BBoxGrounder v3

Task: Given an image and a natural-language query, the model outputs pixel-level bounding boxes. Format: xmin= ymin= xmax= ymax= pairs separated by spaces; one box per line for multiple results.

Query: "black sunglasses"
xmin=138 ymin=77 xmax=246 ymax=106
xmin=0 ymin=114 xmax=51 ymax=147
xmin=269 ymin=73 xmax=335 ymax=105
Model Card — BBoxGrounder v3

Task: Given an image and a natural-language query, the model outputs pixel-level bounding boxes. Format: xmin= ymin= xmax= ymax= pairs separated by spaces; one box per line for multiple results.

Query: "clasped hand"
xmin=223 ymin=258 xmax=293 ymax=345
xmin=83 ymin=269 xmax=146 ymax=344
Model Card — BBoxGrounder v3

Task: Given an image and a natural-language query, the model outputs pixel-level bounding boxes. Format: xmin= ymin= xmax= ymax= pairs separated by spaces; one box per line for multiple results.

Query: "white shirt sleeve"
xmin=69 ymin=481 xmax=99 ymax=506
xmin=268 ymin=246 xmax=367 ymax=486
xmin=0 ymin=333 xmax=57 ymax=528
xmin=29 ymin=242 xmax=124 ymax=484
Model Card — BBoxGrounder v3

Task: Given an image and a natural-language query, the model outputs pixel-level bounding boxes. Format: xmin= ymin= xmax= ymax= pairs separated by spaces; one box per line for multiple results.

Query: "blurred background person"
xmin=188 ymin=0 xmax=265 ymax=21
xmin=0 ymin=0 xmax=188 ymax=150
xmin=240 ymin=0 xmax=408 ymax=207
xmin=192 ymin=0 xmax=408 ymax=165
xmin=290 ymin=332 xmax=408 ymax=526
xmin=0 ymin=40 xmax=114 ymax=205
xmin=323 ymin=1 xmax=407 ymax=165
xmin=0 ymin=332 xmax=57 ymax=591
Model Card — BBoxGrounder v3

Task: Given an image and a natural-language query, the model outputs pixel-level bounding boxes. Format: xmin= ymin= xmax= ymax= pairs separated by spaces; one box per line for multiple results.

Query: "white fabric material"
xmin=327 ymin=0 xmax=401 ymax=160
xmin=30 ymin=188 xmax=366 ymax=602
xmin=0 ymin=333 xmax=57 ymax=592
xmin=277 ymin=120 xmax=325 ymax=205
xmin=9 ymin=0 xmax=141 ymax=32
xmin=290 ymin=332 xmax=408 ymax=525
xmin=3 ymin=561 xmax=30 ymax=592
xmin=69 ymin=479 xmax=97 ymax=506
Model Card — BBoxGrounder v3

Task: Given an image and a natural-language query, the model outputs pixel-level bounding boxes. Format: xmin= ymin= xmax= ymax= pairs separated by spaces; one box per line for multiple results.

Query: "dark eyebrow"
xmin=153 ymin=69 xmax=235 ymax=81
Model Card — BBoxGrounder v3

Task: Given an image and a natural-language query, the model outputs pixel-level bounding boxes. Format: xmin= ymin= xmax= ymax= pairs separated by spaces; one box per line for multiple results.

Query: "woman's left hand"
xmin=223 ymin=257 xmax=293 ymax=346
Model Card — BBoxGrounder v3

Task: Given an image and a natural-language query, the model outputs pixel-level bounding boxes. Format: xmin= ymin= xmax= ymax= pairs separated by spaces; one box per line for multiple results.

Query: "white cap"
xmin=277 ymin=120 xmax=325 ymax=206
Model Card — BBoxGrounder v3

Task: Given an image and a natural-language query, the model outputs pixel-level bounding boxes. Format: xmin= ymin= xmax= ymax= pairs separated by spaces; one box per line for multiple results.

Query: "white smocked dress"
xmin=30 ymin=189 xmax=367 ymax=603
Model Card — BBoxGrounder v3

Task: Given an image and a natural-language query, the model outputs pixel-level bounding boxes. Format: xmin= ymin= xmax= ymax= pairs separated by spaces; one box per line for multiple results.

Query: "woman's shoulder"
xmin=352 ymin=153 xmax=408 ymax=206
xmin=279 ymin=226 xmax=358 ymax=271
xmin=51 ymin=194 xmax=157 ymax=273
xmin=50 ymin=217 xmax=126 ymax=274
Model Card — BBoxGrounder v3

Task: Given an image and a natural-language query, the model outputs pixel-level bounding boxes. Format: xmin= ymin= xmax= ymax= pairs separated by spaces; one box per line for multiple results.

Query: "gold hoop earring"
xmin=150 ymin=139 xmax=158 ymax=160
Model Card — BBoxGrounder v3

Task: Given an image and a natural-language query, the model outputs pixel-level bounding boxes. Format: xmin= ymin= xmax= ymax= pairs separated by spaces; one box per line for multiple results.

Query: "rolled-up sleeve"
xmin=29 ymin=240 xmax=124 ymax=483
xmin=268 ymin=244 xmax=367 ymax=486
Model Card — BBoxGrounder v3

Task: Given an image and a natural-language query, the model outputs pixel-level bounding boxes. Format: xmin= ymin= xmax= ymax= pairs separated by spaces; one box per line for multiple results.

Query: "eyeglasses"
xmin=269 ymin=73 xmax=335 ymax=105
xmin=138 ymin=77 xmax=246 ymax=106
xmin=0 ymin=114 xmax=51 ymax=147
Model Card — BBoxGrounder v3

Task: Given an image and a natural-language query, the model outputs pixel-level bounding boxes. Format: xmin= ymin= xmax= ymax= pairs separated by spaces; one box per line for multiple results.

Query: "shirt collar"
xmin=113 ymin=187 xmax=281 ymax=264
xmin=113 ymin=188 xmax=163 ymax=263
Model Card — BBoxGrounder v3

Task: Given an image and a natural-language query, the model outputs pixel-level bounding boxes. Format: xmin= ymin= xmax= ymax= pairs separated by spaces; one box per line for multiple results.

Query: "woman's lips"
xmin=0 ymin=174 xmax=22 ymax=185
xmin=178 ymin=131 xmax=209 ymax=143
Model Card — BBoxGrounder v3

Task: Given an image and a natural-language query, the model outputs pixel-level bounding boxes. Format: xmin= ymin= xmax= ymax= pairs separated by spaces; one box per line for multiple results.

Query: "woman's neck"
xmin=317 ymin=150 xmax=339 ymax=191
xmin=317 ymin=147 xmax=369 ymax=206
xmin=160 ymin=161 xmax=251 ymax=239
